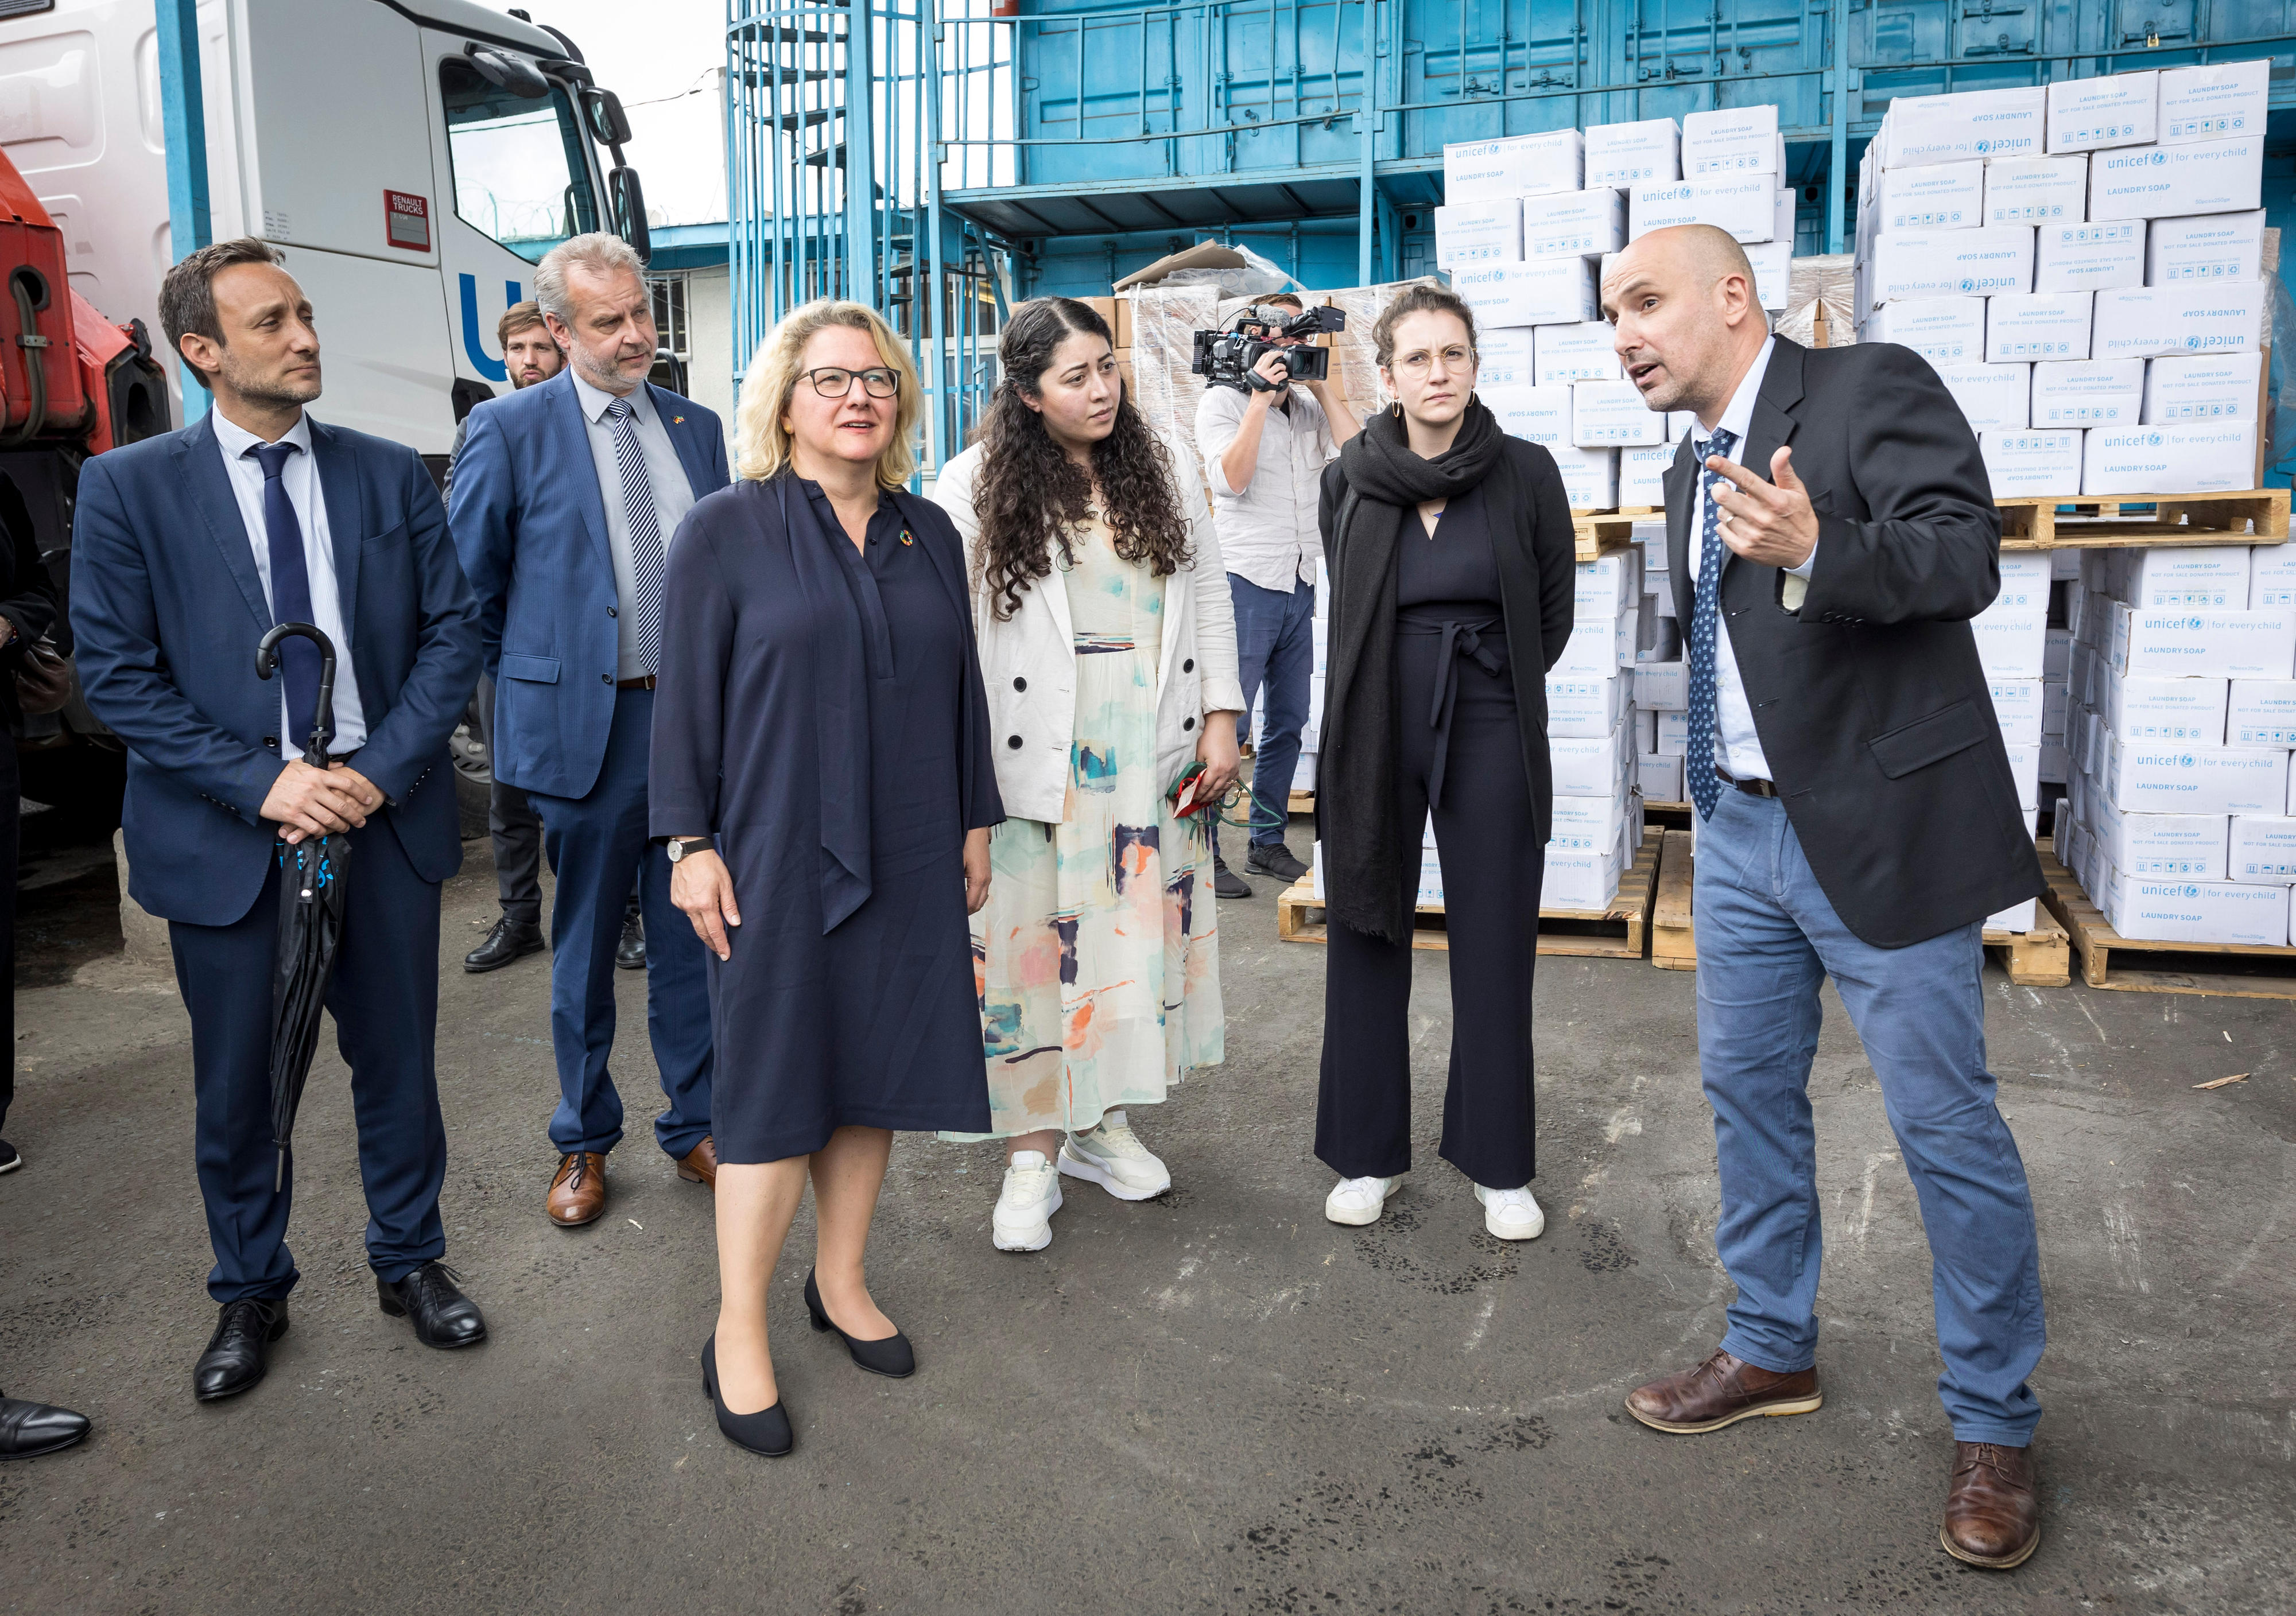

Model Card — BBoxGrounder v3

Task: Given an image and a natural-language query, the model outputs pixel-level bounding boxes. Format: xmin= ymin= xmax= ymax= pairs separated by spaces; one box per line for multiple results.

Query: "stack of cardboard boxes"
xmin=1436 ymin=112 xmax=1795 ymax=510
xmin=1855 ymin=60 xmax=2274 ymax=499
xmin=2054 ymin=542 xmax=2296 ymax=944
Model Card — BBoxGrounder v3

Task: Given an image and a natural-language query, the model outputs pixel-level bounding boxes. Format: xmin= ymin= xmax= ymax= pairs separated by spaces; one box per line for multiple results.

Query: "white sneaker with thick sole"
xmin=1324 ymin=1173 xmax=1406 ymax=1226
xmin=1475 ymin=1183 xmax=1545 ymax=1241
xmin=1057 ymin=1110 xmax=1172 ymax=1201
xmin=992 ymin=1150 xmax=1064 ymax=1251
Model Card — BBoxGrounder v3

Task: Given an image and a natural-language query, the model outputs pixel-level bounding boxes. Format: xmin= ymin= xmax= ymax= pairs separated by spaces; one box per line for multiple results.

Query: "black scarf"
xmin=1320 ymin=400 xmax=1521 ymax=942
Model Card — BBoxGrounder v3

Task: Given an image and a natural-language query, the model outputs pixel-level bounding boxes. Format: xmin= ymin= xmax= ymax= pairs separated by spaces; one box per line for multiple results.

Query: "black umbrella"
xmin=255 ymin=621 xmax=351 ymax=1191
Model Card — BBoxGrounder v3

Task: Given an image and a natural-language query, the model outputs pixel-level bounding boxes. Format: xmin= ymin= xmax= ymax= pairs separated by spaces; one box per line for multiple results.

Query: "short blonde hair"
xmin=734 ymin=300 xmax=922 ymax=490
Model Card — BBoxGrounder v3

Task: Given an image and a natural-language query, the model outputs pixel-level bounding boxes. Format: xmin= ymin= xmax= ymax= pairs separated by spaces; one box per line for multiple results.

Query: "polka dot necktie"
xmin=1685 ymin=428 xmax=1736 ymax=822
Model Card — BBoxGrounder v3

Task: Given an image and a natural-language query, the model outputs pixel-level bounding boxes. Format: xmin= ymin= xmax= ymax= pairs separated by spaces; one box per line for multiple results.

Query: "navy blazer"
xmin=71 ymin=414 xmax=481 ymax=927
xmin=446 ymin=370 xmax=730 ymax=799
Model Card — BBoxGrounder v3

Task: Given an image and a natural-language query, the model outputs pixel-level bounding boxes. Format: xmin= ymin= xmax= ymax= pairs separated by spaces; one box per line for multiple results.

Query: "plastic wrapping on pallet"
xmin=1774 ymin=255 xmax=1856 ymax=349
xmin=1124 ymin=284 xmax=1219 ymax=479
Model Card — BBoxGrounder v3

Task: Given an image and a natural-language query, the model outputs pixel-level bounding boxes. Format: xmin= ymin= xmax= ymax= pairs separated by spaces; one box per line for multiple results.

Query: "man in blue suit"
xmin=72 ymin=239 xmax=489 ymax=1403
xmin=448 ymin=233 xmax=725 ymax=1227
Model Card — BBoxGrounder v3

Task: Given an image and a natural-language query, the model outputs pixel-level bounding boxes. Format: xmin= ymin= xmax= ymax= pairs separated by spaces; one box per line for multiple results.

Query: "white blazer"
xmin=933 ymin=441 xmax=1246 ymax=825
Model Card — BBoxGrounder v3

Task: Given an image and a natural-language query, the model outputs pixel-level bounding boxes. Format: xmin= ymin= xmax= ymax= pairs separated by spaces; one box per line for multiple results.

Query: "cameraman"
xmin=1193 ymin=294 xmax=1359 ymax=898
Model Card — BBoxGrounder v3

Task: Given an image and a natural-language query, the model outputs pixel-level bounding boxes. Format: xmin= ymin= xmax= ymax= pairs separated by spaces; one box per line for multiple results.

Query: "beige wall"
xmin=683 ymin=265 xmax=738 ymax=463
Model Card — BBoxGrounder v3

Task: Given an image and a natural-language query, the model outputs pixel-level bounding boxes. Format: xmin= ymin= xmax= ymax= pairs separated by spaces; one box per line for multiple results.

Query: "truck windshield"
xmin=440 ymin=57 xmax=599 ymax=262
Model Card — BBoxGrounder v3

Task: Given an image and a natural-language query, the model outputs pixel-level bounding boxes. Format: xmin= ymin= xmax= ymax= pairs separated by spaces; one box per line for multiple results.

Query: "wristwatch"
xmin=664 ymin=836 xmax=713 ymax=863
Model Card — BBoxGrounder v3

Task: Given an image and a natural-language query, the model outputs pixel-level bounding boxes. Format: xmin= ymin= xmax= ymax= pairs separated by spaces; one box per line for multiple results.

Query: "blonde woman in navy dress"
xmin=650 ymin=301 xmax=1003 ymax=1458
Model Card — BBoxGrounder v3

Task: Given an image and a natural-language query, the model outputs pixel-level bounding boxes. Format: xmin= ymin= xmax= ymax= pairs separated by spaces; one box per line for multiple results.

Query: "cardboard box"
xmin=1452 ymin=257 xmax=1598 ymax=328
xmin=1633 ymin=707 xmax=1658 ymax=751
xmin=1618 ymin=442 xmax=1674 ymax=507
xmin=1433 ymin=200 xmax=1522 ymax=270
xmin=1984 ymin=156 xmax=2090 ymax=228
xmin=2111 ymin=603 xmax=2296 ymax=678
xmin=1879 ymin=86 xmax=2046 ymax=169
xmin=1484 ymin=383 xmax=1573 ymax=446
xmin=2123 ymin=544 xmax=2254 ymax=608
xmin=1986 ymin=292 xmax=2092 ymax=362
xmin=1973 ymin=607 xmax=2048 ymax=678
xmin=1522 ymin=188 xmax=1627 ymax=259
xmin=1635 ymin=661 xmax=1688 ymax=712
xmin=1988 ymin=678 xmax=2046 ymax=745
xmin=2107 ymin=736 xmax=2291 ymax=814
xmin=2103 ymin=671 xmax=2229 ymax=741
xmin=2102 ymin=869 xmax=2289 ymax=945
xmin=1867 ymin=296 xmax=1987 ymax=366
xmin=1627 ymin=177 xmax=1775 ymax=244
xmin=1656 ymin=709 xmax=1691 ymax=756
xmin=2158 ymin=59 xmax=2271 ymax=145
xmin=1988 ymin=898 xmax=2039 ymax=932
xmin=1585 ymin=118 xmax=1680 ymax=187
xmin=1550 ymin=723 xmax=1631 ymax=795
xmin=2005 ymin=743 xmax=2041 ymax=809
xmin=1936 ymin=362 xmax=2031 ymax=430
xmin=2089 ymin=136 xmax=2264 ymax=222
xmin=1573 ymin=379 xmax=1666 ymax=446
xmin=2144 ymin=351 xmax=2262 ymax=425
xmin=1533 ymin=321 xmax=1623 ymax=386
xmin=1875 ymin=161 xmax=1985 ymax=231
xmin=2046 ymin=70 xmax=2159 ymax=153
xmin=2030 ymin=358 xmax=2146 ymax=426
xmin=1868 ymin=228 xmax=2034 ymax=304
xmin=1573 ymin=549 xmax=1638 ymax=620
xmin=1550 ymin=789 xmax=1631 ymax=854
xmin=1773 ymin=189 xmax=1798 ymax=252
xmin=2227 ymin=679 xmax=2296 ymax=747
xmin=2033 ymin=219 xmax=2147 ymax=293
xmin=1980 ymin=429 xmax=2084 ymax=498
xmin=1666 ymin=410 xmax=1699 ymax=441
xmin=2229 ymin=815 xmax=2296 ymax=883
xmin=1542 ymin=841 xmax=1623 ymax=910
xmin=2146 ymin=208 xmax=2266 ymax=283
xmin=1747 ymin=238 xmax=1791 ymax=312
xmin=1546 ymin=669 xmax=1630 ymax=738
xmin=1682 ymin=105 xmax=1781 ymax=176
xmin=2091 ymin=795 xmax=2229 ymax=877
xmin=2084 ymin=421 xmax=2259 ymax=495
xmin=1636 ymin=752 xmax=1684 ymax=801
xmin=1476 ymin=325 xmax=1536 ymax=389
xmin=2250 ymin=546 xmax=2296 ymax=610
xmin=1553 ymin=445 xmax=1619 ymax=510
xmin=1442 ymin=130 xmax=1584 ymax=202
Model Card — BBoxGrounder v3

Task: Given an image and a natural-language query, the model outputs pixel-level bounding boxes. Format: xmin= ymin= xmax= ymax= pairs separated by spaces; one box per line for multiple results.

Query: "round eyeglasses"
xmin=802 ymin=366 xmax=901 ymax=399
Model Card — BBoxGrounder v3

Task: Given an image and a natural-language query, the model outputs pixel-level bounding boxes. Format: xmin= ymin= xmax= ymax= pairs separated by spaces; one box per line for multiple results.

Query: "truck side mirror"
xmin=609 ymin=166 xmax=651 ymax=266
xmin=585 ymin=89 xmax=634 ymax=147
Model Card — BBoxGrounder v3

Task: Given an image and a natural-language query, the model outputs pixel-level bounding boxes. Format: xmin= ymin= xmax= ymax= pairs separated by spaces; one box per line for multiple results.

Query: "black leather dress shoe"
xmin=804 ymin=1269 xmax=916 ymax=1378
xmin=377 ymin=1261 xmax=488 ymax=1349
xmin=0 ymin=1392 xmax=90 ymax=1458
xmin=463 ymin=915 xmax=544 ymax=973
xmin=194 ymin=1297 xmax=288 ymax=1402
xmin=615 ymin=907 xmax=646 ymax=971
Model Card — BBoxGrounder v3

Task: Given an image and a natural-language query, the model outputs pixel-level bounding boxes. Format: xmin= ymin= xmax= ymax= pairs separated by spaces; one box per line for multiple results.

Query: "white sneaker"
xmin=1324 ymin=1173 xmax=1406 ymax=1226
xmin=992 ymin=1150 xmax=1064 ymax=1251
xmin=1058 ymin=1110 xmax=1172 ymax=1201
xmin=1475 ymin=1183 xmax=1545 ymax=1241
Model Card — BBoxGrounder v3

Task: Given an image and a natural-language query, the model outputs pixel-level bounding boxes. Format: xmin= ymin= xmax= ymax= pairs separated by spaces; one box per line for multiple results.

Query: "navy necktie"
xmin=1685 ymin=427 xmax=1737 ymax=821
xmin=249 ymin=441 xmax=322 ymax=755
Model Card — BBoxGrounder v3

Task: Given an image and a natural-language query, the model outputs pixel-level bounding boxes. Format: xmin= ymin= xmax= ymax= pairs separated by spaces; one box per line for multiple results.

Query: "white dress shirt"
xmin=211 ymin=408 xmax=369 ymax=756
xmin=1194 ymin=382 xmax=1338 ymax=591
xmin=1688 ymin=336 xmax=1816 ymax=783
xmin=571 ymin=369 xmax=696 ymax=679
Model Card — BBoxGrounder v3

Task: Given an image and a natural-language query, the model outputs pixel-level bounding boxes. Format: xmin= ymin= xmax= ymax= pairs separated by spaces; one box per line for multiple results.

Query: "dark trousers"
xmin=524 ymin=688 xmax=712 ymax=1160
xmin=1219 ymin=572 xmax=1316 ymax=857
xmin=1317 ymin=628 xmax=1543 ymax=1189
xmin=169 ymin=815 xmax=448 ymax=1304
xmin=476 ymin=675 xmax=544 ymax=926
xmin=0 ymin=743 xmax=16 ymax=1137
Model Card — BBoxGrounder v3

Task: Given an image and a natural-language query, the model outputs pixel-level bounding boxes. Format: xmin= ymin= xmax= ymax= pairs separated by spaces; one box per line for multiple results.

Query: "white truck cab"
xmin=0 ymin=0 xmax=648 ymax=470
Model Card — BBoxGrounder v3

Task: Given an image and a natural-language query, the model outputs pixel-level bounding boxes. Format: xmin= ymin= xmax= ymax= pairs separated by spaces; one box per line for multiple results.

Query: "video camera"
xmin=1192 ymin=303 xmax=1345 ymax=393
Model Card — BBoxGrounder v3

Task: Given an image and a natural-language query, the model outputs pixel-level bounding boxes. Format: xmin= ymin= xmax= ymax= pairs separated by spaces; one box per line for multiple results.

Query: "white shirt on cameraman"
xmin=1194 ymin=380 xmax=1340 ymax=593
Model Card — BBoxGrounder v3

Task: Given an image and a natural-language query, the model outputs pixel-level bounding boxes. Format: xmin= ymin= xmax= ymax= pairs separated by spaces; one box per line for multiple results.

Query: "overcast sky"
xmin=482 ymin=1 xmax=729 ymax=226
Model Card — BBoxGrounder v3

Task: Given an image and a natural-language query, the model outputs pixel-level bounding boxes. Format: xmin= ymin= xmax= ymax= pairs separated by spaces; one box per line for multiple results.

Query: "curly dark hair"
xmin=972 ymin=296 xmax=1192 ymax=621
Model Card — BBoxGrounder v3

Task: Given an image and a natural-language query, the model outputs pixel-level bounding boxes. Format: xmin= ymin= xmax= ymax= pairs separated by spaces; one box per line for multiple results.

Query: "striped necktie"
xmin=603 ymin=395 xmax=666 ymax=675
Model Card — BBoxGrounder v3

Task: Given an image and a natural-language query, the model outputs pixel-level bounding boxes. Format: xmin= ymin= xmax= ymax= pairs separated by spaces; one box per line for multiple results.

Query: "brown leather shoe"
xmin=547 ymin=1152 xmax=608 ymax=1227
xmin=1941 ymin=1441 xmax=2041 ymax=1569
xmin=676 ymin=1136 xmax=718 ymax=1189
xmin=1624 ymin=1346 xmax=1823 ymax=1434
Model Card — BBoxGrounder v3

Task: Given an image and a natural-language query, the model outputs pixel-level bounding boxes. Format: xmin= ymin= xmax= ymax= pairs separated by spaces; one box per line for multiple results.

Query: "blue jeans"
xmin=1221 ymin=572 xmax=1315 ymax=857
xmin=1694 ymin=788 xmax=2046 ymax=1446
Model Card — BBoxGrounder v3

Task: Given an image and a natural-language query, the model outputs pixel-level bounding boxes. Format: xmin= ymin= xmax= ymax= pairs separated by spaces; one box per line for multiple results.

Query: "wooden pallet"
xmin=1278 ymin=827 xmax=1659 ymax=960
xmin=1998 ymin=487 xmax=2290 ymax=549
xmin=1572 ymin=513 xmax=1635 ymax=561
xmin=1984 ymin=911 xmax=2072 ymax=988
xmin=2040 ymin=850 xmax=2296 ymax=999
xmin=1289 ymin=790 xmax=1314 ymax=815
xmin=1650 ymin=828 xmax=1696 ymax=970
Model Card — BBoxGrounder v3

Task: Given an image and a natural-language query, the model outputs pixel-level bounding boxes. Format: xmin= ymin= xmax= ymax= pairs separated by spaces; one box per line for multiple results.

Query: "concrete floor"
xmin=3 ymin=830 xmax=2293 ymax=1615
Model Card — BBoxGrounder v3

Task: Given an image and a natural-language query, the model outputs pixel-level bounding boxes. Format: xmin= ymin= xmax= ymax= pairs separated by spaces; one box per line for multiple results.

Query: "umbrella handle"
xmin=257 ymin=621 xmax=340 ymax=768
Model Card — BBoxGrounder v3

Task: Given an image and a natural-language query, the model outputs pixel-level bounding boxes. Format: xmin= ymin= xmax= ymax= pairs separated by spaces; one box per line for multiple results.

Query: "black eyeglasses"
xmin=802 ymin=366 xmax=900 ymax=399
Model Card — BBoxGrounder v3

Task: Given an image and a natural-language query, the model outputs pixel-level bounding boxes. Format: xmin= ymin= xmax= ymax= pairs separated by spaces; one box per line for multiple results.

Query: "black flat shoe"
xmin=194 ymin=1296 xmax=288 ymax=1402
xmin=0 ymin=1392 xmax=90 ymax=1459
xmin=701 ymin=1336 xmax=793 ymax=1457
xmin=378 ymin=1261 xmax=488 ymax=1349
xmin=804 ymin=1270 xmax=916 ymax=1378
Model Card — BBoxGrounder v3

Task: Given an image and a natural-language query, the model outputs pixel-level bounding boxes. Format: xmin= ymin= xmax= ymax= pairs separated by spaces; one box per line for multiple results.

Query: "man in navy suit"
xmin=72 ymin=239 xmax=488 ymax=1403
xmin=448 ymin=233 xmax=726 ymax=1227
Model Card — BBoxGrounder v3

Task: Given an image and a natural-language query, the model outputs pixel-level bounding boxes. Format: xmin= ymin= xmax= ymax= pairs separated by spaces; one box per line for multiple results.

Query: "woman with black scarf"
xmin=1312 ymin=283 xmax=1577 ymax=1240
